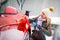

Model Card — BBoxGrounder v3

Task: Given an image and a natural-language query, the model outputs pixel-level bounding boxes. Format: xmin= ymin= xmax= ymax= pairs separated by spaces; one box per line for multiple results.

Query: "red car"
xmin=0 ymin=6 xmax=31 ymax=40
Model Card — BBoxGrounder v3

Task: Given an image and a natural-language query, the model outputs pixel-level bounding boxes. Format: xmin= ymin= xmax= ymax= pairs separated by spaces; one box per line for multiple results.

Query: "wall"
xmin=1 ymin=0 xmax=60 ymax=17
xmin=22 ymin=0 xmax=60 ymax=17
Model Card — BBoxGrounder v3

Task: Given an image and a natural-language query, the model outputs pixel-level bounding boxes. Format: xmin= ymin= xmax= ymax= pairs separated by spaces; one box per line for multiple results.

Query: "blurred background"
xmin=0 ymin=0 xmax=60 ymax=40
xmin=1 ymin=0 xmax=60 ymax=17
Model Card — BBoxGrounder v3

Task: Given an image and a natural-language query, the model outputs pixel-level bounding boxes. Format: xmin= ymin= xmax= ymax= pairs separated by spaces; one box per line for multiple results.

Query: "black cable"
xmin=0 ymin=0 xmax=8 ymax=12
xmin=1 ymin=0 xmax=8 ymax=6
xmin=17 ymin=0 xmax=25 ymax=10
xmin=17 ymin=0 xmax=20 ymax=6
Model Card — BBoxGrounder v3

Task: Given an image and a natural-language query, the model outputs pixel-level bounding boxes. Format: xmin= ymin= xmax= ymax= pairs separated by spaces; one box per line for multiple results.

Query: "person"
xmin=40 ymin=7 xmax=55 ymax=36
xmin=31 ymin=11 xmax=47 ymax=40
xmin=32 ymin=7 xmax=55 ymax=40
xmin=36 ymin=12 xmax=46 ymax=30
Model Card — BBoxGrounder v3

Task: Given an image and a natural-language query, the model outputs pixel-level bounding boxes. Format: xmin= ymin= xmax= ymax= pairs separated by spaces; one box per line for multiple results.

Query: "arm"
xmin=42 ymin=26 xmax=52 ymax=36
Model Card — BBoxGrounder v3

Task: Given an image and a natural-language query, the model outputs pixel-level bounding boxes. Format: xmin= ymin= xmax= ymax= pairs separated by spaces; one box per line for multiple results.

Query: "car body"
xmin=0 ymin=6 xmax=31 ymax=40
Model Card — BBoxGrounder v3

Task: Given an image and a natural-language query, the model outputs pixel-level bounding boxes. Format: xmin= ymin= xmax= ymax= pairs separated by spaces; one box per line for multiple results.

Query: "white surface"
xmin=49 ymin=17 xmax=60 ymax=25
xmin=46 ymin=36 xmax=52 ymax=40
xmin=0 ymin=29 xmax=25 ymax=40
